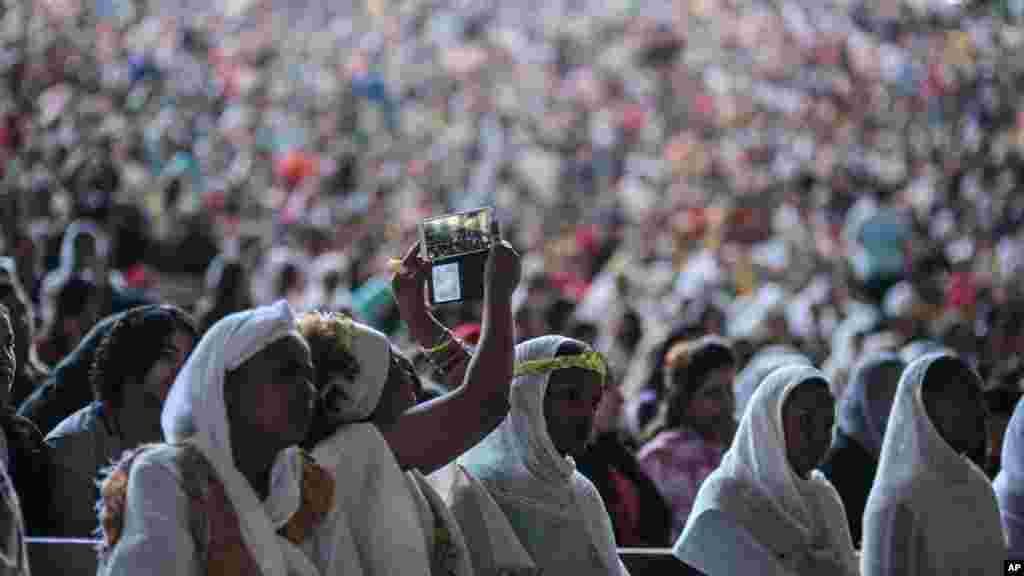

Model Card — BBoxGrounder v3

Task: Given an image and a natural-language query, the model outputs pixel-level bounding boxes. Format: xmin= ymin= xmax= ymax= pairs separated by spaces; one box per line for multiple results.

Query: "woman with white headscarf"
xmin=457 ymin=335 xmax=630 ymax=575
xmin=995 ymin=396 xmax=1024 ymax=558
xmin=96 ymin=301 xmax=326 ymax=576
xmin=673 ymin=365 xmax=858 ymax=576
xmin=297 ymin=239 xmax=520 ymax=576
xmin=862 ymin=353 xmax=1006 ymax=575
xmin=818 ymin=352 xmax=904 ymax=548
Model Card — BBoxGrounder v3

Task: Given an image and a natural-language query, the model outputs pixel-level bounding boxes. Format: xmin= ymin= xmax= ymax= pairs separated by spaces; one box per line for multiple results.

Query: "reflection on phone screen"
xmin=432 ymin=262 xmax=462 ymax=303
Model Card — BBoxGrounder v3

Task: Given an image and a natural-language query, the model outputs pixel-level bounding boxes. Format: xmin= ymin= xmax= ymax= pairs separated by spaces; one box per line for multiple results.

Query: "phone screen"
xmin=421 ymin=208 xmax=495 ymax=261
xmin=431 ymin=261 xmax=462 ymax=303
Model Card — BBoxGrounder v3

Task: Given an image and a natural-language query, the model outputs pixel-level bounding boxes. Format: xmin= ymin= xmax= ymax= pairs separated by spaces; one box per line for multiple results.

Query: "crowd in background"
xmin=0 ymin=0 xmax=1022 ymax=572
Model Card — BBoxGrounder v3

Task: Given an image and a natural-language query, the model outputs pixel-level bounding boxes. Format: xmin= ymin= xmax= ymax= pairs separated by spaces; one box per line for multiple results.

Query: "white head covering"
xmin=317 ymin=316 xmax=391 ymax=424
xmin=863 ymin=353 xmax=1006 ymax=575
xmin=996 ymin=396 xmax=1024 ymax=558
xmin=459 ymin=335 xmax=627 ymax=575
xmin=161 ymin=300 xmax=318 ymax=576
xmin=733 ymin=347 xmax=811 ymax=421
xmin=677 ymin=365 xmax=858 ymax=576
xmin=837 ymin=353 xmax=904 ymax=458
xmin=43 ymin=219 xmax=113 ymax=293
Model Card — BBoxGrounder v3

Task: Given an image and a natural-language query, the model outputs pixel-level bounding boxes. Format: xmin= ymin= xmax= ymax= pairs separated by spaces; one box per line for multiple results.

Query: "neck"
xmin=234 ymin=447 xmax=278 ymax=501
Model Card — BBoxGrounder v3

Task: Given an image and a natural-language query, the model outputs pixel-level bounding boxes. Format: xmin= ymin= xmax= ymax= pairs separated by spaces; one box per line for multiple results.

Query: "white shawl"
xmin=161 ymin=301 xmax=318 ymax=576
xmin=306 ymin=316 xmax=430 ymax=576
xmin=675 ymin=365 xmax=858 ymax=576
xmin=861 ymin=353 xmax=1006 ymax=576
xmin=458 ymin=335 xmax=628 ymax=575
xmin=310 ymin=423 xmax=431 ymax=576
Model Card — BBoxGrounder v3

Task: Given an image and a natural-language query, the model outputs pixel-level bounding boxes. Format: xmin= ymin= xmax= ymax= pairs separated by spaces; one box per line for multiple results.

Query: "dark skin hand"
xmin=382 ymin=239 xmax=519 ymax=474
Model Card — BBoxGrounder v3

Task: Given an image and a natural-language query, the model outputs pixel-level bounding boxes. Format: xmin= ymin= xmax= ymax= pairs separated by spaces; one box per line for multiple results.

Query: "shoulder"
xmin=45 ymin=405 xmax=100 ymax=447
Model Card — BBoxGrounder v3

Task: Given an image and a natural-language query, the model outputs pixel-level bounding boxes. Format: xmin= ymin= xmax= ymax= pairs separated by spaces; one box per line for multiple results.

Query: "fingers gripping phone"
xmin=419 ymin=208 xmax=500 ymax=305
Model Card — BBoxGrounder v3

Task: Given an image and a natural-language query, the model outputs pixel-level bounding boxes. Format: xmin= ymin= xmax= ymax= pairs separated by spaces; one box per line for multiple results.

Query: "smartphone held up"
xmin=419 ymin=207 xmax=500 ymax=305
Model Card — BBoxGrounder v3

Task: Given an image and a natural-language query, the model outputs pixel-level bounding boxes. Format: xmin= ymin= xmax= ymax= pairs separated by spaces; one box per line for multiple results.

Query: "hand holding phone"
xmin=485 ymin=240 xmax=521 ymax=302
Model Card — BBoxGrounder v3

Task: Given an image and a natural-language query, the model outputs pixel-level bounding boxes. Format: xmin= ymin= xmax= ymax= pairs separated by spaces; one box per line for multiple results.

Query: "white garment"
xmin=676 ymin=365 xmax=859 ymax=576
xmin=837 ymin=353 xmax=904 ymax=458
xmin=458 ymin=335 xmax=629 ymax=576
xmin=105 ymin=301 xmax=317 ymax=576
xmin=861 ymin=354 xmax=1006 ymax=576
xmin=310 ymin=423 xmax=430 ymax=576
xmin=733 ymin=347 xmax=810 ymax=422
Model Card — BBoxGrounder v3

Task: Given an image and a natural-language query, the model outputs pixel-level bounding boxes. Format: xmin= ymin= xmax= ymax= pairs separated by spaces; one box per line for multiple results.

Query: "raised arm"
xmin=385 ymin=240 xmax=519 ymax=474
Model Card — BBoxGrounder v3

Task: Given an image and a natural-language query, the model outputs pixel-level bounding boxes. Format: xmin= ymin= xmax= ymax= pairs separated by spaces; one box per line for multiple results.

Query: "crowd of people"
xmin=0 ymin=0 xmax=1022 ymax=573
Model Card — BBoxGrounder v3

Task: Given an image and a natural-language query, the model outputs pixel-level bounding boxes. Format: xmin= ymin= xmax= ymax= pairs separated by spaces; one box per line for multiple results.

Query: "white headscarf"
xmin=161 ymin=300 xmax=318 ymax=576
xmin=320 ymin=317 xmax=390 ymax=423
xmin=459 ymin=335 xmax=627 ymax=575
xmin=733 ymin=347 xmax=811 ymax=421
xmin=676 ymin=365 xmax=858 ymax=576
xmin=995 ymin=396 xmax=1024 ymax=558
xmin=862 ymin=353 xmax=1006 ymax=575
xmin=43 ymin=219 xmax=116 ymax=294
xmin=837 ymin=353 xmax=904 ymax=458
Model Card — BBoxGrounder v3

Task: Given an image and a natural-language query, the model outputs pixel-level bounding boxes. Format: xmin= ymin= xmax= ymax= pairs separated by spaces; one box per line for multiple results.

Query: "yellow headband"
xmin=514 ymin=350 xmax=608 ymax=384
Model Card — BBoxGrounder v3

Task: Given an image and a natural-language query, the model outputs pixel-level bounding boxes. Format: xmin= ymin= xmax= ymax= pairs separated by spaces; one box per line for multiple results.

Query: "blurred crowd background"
xmin=3 ymin=0 xmax=1024 ymax=477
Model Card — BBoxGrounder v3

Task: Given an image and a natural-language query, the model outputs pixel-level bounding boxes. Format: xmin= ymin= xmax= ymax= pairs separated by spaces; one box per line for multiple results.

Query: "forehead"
xmin=245 ymin=334 xmax=311 ymax=370
xmin=547 ymin=366 xmax=603 ymax=396
xmin=785 ymin=379 xmax=834 ymax=412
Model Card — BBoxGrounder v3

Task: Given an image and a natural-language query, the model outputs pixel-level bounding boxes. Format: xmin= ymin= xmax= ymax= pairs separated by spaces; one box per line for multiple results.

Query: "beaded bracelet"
xmin=423 ymin=333 xmax=455 ymax=356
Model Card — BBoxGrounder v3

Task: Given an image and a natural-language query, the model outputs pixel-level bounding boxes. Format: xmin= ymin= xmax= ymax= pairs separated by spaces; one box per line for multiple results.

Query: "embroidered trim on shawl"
xmin=97 ymin=444 xmax=334 ymax=562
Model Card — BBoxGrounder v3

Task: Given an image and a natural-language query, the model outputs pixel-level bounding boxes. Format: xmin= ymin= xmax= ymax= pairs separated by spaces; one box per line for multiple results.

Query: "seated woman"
xmin=995 ymin=395 xmax=1024 ymax=558
xmin=296 ymin=239 xmax=518 ymax=576
xmin=862 ymin=353 xmax=1006 ymax=575
xmin=818 ymin=352 xmax=904 ymax=548
xmin=638 ymin=336 xmax=737 ymax=542
xmin=97 ymin=301 xmax=327 ymax=576
xmin=458 ymin=335 xmax=630 ymax=575
xmin=46 ymin=305 xmax=197 ymax=537
xmin=674 ymin=365 xmax=858 ymax=576
xmin=17 ymin=310 xmax=125 ymax=435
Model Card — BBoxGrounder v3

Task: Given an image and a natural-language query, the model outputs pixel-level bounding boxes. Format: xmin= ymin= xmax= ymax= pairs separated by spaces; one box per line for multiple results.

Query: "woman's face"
xmin=782 ymin=380 xmax=836 ymax=478
xmin=544 ymin=367 xmax=604 ymax=459
xmin=371 ymin=348 xmax=419 ymax=430
xmin=923 ymin=361 xmax=988 ymax=467
xmin=688 ymin=366 xmax=736 ymax=426
xmin=142 ymin=329 xmax=195 ymax=404
xmin=228 ymin=334 xmax=316 ymax=448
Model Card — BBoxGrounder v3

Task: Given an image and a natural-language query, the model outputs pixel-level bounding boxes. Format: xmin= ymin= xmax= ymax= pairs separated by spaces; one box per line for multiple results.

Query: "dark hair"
xmin=663 ymin=336 xmax=736 ymax=430
xmin=90 ymin=305 xmax=197 ymax=423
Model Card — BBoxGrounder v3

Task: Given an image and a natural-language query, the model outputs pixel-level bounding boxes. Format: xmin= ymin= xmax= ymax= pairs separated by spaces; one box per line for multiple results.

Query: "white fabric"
xmin=446 ymin=464 xmax=538 ymax=575
xmin=41 ymin=219 xmax=116 ymax=301
xmin=323 ymin=319 xmax=391 ymax=423
xmin=861 ymin=354 xmax=1007 ymax=576
xmin=310 ymin=422 xmax=430 ymax=576
xmin=159 ymin=300 xmax=317 ymax=576
xmin=458 ymin=335 xmax=628 ymax=576
xmin=733 ymin=347 xmax=810 ymax=421
xmin=673 ymin=508 xmax=795 ymax=576
xmin=677 ymin=365 xmax=858 ymax=576
xmin=996 ymin=396 xmax=1024 ymax=557
xmin=837 ymin=353 xmax=903 ymax=458
xmin=405 ymin=469 xmax=475 ymax=576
